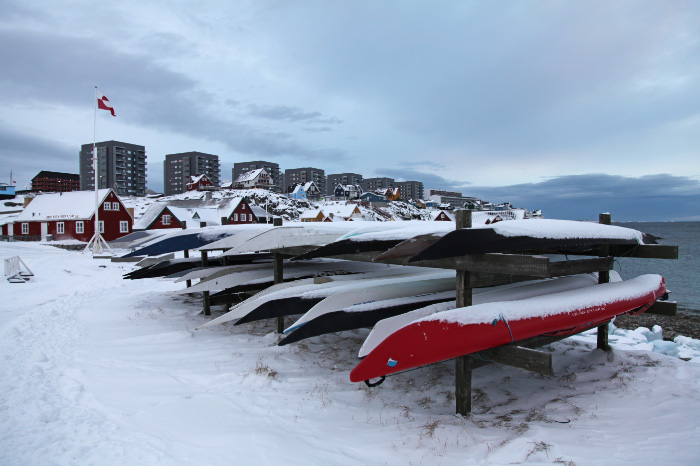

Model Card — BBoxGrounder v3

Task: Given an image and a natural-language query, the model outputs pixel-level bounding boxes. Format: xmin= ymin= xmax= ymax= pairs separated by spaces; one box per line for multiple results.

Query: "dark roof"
xmin=32 ymin=171 xmax=80 ymax=181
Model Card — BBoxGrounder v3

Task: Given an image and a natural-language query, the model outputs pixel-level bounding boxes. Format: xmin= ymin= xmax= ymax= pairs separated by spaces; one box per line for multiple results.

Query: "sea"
xmin=614 ymin=221 xmax=700 ymax=314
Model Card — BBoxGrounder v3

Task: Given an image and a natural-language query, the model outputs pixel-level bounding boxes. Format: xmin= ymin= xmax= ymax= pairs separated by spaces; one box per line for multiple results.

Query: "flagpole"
xmin=93 ymin=86 xmax=99 ymax=253
xmin=84 ymin=86 xmax=111 ymax=255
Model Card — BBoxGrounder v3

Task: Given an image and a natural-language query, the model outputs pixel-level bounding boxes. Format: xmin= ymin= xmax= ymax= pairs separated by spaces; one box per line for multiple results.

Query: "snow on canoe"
xmin=409 ymin=219 xmax=656 ymax=262
xmin=196 ymin=266 xmax=440 ymax=330
xmin=350 ymin=274 xmax=666 ymax=383
xmin=357 ymin=272 xmax=618 ymax=357
xmin=285 ymin=271 xmax=456 ymax=333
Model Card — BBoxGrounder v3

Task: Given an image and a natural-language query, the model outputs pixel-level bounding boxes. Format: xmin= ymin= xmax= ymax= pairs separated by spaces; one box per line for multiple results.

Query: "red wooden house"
xmin=430 ymin=210 xmax=454 ymax=221
xmin=11 ymin=189 xmax=133 ymax=241
xmin=186 ymin=174 xmax=214 ymax=191
xmin=133 ymin=197 xmax=263 ymax=230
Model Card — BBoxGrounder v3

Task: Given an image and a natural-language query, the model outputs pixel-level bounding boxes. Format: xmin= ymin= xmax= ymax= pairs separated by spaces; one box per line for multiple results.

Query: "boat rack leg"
xmin=597 ymin=213 xmax=612 ymax=351
xmin=274 ymin=253 xmax=284 ymax=333
xmin=201 ymin=250 xmax=211 ymax=316
xmin=455 ymin=210 xmax=474 ymax=415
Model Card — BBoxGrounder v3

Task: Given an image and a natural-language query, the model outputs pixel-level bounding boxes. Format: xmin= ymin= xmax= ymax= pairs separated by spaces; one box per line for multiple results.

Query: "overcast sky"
xmin=1 ymin=0 xmax=699 ymax=221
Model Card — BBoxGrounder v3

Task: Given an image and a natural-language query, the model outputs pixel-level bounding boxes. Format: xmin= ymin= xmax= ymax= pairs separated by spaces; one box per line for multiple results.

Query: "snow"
xmin=14 ymin=189 xmax=112 ymax=221
xmin=482 ymin=218 xmax=646 ymax=242
xmin=426 ymin=275 xmax=664 ymax=327
xmin=234 ymin=168 xmax=266 ymax=183
xmin=1 ymin=241 xmax=699 ymax=465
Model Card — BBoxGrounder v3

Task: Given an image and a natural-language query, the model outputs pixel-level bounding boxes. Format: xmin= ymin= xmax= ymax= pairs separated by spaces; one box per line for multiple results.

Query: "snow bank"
xmin=2 ymin=241 xmax=699 ymax=466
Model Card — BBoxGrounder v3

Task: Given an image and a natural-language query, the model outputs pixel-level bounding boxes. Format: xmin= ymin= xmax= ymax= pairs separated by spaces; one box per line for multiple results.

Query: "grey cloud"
xmin=465 ymin=174 xmax=700 ymax=221
xmin=257 ymin=2 xmax=700 ymax=157
xmin=0 ymin=124 xmax=77 ymax=187
xmin=377 ymin=168 xmax=469 ymax=192
xmin=247 ymin=104 xmax=342 ymax=126
xmin=376 ymin=168 xmax=700 ymax=221
xmin=0 ymin=29 xmax=346 ymax=163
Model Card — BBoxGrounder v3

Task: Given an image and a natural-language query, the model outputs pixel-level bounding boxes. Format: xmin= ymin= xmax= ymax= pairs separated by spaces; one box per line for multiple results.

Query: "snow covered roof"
xmin=325 ymin=204 xmax=361 ymax=218
xmin=250 ymin=205 xmax=271 ymax=220
xmin=133 ymin=197 xmax=249 ymax=229
xmin=300 ymin=209 xmax=324 ymax=220
xmin=235 ymin=168 xmax=267 ymax=183
xmin=14 ymin=189 xmax=113 ymax=222
xmin=0 ymin=213 xmax=18 ymax=225
xmin=190 ymin=174 xmax=206 ymax=184
xmin=132 ymin=203 xmax=172 ymax=229
xmin=429 ymin=210 xmax=455 ymax=221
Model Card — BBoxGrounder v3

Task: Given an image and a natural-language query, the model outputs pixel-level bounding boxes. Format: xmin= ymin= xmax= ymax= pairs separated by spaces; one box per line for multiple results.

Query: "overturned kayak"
xmin=350 ymin=274 xmax=666 ymax=383
xmin=358 ymin=272 xmax=617 ymax=358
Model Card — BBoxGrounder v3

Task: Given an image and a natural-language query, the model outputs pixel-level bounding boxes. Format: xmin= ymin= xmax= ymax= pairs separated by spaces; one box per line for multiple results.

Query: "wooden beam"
xmin=551 ymin=244 xmax=679 ymax=259
xmin=645 ymin=301 xmax=677 ymax=316
xmin=609 ymin=244 xmax=678 ymax=259
xmin=479 ymin=346 xmax=553 ymax=377
xmin=548 ymin=257 xmax=613 ymax=277
xmin=270 ymin=245 xmax=321 ymax=257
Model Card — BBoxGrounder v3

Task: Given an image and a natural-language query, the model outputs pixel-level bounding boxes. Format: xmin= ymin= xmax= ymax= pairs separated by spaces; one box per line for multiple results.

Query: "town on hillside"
xmin=0 ymin=142 xmax=541 ymax=243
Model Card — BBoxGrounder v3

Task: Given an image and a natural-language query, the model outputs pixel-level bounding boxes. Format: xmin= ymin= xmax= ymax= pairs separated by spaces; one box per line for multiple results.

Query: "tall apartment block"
xmin=362 ymin=177 xmax=394 ymax=192
xmin=233 ymin=161 xmax=281 ymax=192
xmin=164 ymin=151 xmax=221 ymax=195
xmin=395 ymin=181 xmax=424 ymax=201
xmin=31 ymin=171 xmax=80 ymax=192
xmin=284 ymin=167 xmax=326 ymax=194
xmin=79 ymin=141 xmax=147 ymax=196
xmin=327 ymin=173 xmax=363 ymax=194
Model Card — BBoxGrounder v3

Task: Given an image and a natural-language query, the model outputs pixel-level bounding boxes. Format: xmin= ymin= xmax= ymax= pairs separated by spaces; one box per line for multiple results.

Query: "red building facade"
xmin=31 ymin=171 xmax=80 ymax=192
xmin=11 ymin=190 xmax=133 ymax=241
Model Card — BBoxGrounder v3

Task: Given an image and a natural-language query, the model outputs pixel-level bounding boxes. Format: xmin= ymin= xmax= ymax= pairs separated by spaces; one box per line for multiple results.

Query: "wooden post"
xmin=274 ymin=253 xmax=284 ymax=333
xmin=184 ymin=249 xmax=191 ymax=288
xmin=597 ymin=213 xmax=611 ymax=350
xmin=201 ymin=250 xmax=210 ymax=316
xmin=455 ymin=210 xmax=473 ymax=415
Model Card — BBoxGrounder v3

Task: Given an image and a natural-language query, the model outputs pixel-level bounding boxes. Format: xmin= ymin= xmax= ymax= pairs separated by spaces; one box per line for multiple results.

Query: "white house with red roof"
xmin=11 ymin=189 xmax=133 ymax=241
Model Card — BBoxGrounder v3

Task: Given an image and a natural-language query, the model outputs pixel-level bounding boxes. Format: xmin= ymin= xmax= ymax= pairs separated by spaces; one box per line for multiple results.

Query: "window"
xmin=241 ymin=204 xmax=245 ymax=210
xmin=98 ymin=221 xmax=104 ymax=233
xmin=162 ymin=215 xmax=171 ymax=225
xmin=112 ymin=202 xmax=119 ymax=210
xmin=241 ymin=214 xmax=246 ymax=222
xmin=57 ymin=222 xmax=64 ymax=234
xmin=103 ymin=202 xmax=111 ymax=211
xmin=120 ymin=221 xmax=129 ymax=233
xmin=76 ymin=221 xmax=84 ymax=234
xmin=233 ymin=214 xmax=238 ymax=222
xmin=22 ymin=223 xmax=29 ymax=235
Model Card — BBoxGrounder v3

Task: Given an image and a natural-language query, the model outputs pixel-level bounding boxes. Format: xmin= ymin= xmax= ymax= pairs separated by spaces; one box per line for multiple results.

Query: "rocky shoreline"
xmin=613 ymin=309 xmax=700 ymax=341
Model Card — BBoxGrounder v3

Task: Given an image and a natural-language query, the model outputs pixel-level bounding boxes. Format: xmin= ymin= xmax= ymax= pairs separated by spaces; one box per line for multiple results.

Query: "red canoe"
xmin=350 ymin=275 xmax=666 ymax=383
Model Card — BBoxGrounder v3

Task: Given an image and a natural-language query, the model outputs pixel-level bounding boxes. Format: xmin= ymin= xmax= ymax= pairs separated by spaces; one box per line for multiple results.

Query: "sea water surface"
xmin=614 ymin=221 xmax=699 ymax=313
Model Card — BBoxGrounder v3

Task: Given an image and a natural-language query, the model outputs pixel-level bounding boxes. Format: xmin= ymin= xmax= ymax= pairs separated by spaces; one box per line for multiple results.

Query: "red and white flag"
xmin=97 ymin=92 xmax=116 ymax=117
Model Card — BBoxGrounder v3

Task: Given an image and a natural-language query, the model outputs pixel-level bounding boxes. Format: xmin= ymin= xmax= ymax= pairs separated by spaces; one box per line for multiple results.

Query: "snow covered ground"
xmin=1 ymin=241 xmax=699 ymax=466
